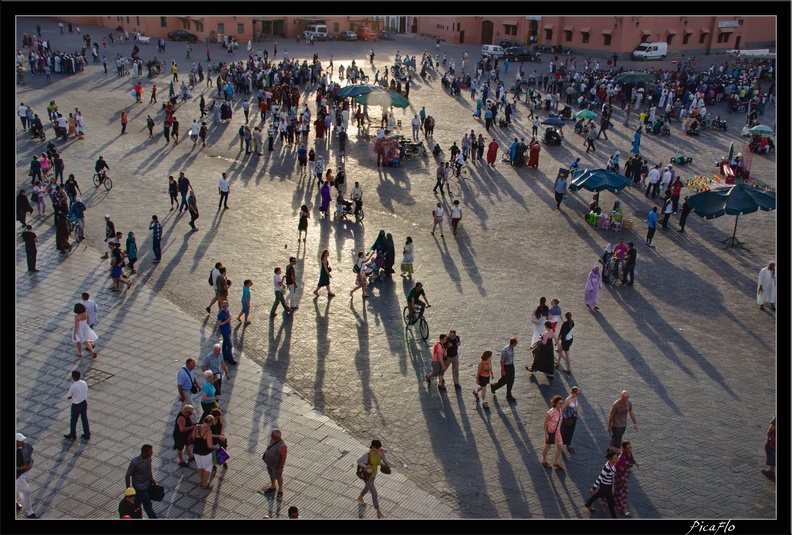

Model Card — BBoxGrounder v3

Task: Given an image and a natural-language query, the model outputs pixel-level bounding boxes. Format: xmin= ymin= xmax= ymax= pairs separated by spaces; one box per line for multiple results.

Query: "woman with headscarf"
xmin=631 ymin=127 xmax=642 ymax=155
xmin=125 ymin=232 xmax=138 ymax=274
xmin=383 ymin=233 xmax=395 ymax=275
xmin=56 ymin=213 xmax=72 ymax=254
xmin=611 ymin=441 xmax=644 ymax=517
xmin=369 ymin=230 xmax=387 ymax=257
xmin=17 ymin=190 xmax=34 ymax=227
xmin=527 ymin=138 xmax=541 ymax=168
xmin=319 ymin=179 xmax=331 ymax=216
xmin=400 ymin=237 xmax=414 ymax=276
xmin=474 ymin=97 xmax=482 ymax=118
xmin=530 ymin=296 xmax=549 ymax=345
xmin=584 ymin=266 xmax=603 ymax=311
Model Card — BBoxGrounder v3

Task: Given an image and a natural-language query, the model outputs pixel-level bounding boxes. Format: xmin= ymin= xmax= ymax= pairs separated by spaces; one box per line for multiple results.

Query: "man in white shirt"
xmin=81 ymin=292 xmax=99 ymax=327
xmin=18 ymin=103 xmax=29 ymax=130
xmin=411 ymin=115 xmax=420 ymax=140
xmin=189 ymin=120 xmax=200 ymax=146
xmin=660 ymin=166 xmax=672 ymax=196
xmin=645 ymin=164 xmax=661 ymax=199
xmin=375 ymin=127 xmax=385 ymax=140
xmin=64 ymin=370 xmax=90 ymax=440
xmin=450 ymin=199 xmax=462 ymax=235
xmin=270 ymin=267 xmax=289 ymax=317
xmin=218 ymin=172 xmax=230 ymax=210
xmin=350 ymin=181 xmax=363 ymax=216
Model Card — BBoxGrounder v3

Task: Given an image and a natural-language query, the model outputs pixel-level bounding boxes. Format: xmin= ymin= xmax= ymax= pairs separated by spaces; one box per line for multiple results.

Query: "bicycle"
xmin=403 ymin=304 xmax=429 ymax=341
xmin=92 ymin=171 xmax=113 ymax=191
xmin=453 ymin=162 xmax=471 ymax=179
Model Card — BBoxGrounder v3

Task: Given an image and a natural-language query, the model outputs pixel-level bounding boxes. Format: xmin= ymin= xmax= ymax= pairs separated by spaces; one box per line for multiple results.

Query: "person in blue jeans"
xmin=177 ymin=172 xmax=193 ymax=214
xmin=216 ymin=301 xmax=235 ymax=364
xmin=125 ymin=444 xmax=158 ymax=519
xmin=148 ymin=215 xmax=162 ymax=262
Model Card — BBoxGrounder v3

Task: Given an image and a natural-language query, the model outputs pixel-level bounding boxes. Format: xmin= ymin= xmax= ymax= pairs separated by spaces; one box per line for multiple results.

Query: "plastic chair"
xmin=612 ymin=221 xmax=622 ymax=231
xmin=601 ymin=217 xmax=611 ymax=231
xmin=392 ymin=159 xmax=399 ymax=168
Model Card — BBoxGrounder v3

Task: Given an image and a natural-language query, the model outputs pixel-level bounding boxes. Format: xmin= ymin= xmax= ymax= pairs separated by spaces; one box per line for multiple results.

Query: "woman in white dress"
xmin=73 ymin=303 xmax=98 ymax=358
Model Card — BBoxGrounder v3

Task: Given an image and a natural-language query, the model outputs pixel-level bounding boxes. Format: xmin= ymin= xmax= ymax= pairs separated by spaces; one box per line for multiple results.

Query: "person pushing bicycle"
xmin=407 ymin=282 xmax=430 ymax=325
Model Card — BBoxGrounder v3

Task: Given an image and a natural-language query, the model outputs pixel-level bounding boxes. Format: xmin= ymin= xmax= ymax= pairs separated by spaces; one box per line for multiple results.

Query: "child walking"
xmin=473 ymin=350 xmax=493 ymax=408
xmin=237 ymin=279 xmax=253 ymax=324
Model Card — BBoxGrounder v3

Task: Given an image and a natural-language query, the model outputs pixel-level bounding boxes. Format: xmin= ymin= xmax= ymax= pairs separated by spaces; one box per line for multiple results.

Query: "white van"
xmin=481 ymin=45 xmax=505 ymax=58
xmin=304 ymin=24 xmax=329 ymax=41
xmin=632 ymin=42 xmax=668 ymax=61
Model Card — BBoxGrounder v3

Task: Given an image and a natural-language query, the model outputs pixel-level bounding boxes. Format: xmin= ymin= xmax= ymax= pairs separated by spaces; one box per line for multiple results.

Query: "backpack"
xmin=208 ymin=270 xmax=214 ymax=286
xmin=352 ymin=260 xmax=361 ymax=274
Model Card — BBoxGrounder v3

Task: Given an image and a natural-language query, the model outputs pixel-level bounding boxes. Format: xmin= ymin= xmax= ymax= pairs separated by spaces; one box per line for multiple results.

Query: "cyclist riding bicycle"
xmin=407 ymin=282 xmax=431 ymax=325
xmin=454 ymin=151 xmax=466 ymax=176
xmin=95 ymin=156 xmax=110 ymax=181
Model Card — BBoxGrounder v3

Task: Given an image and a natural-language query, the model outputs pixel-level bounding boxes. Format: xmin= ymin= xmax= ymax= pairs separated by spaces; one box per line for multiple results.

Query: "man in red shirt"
xmin=425 ymin=334 xmax=448 ymax=390
xmin=670 ymin=176 xmax=683 ymax=213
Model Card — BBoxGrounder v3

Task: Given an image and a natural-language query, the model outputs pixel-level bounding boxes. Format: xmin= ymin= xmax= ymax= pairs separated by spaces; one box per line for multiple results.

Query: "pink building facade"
xmin=60 ymin=15 xmax=396 ymax=43
xmin=414 ymin=16 xmax=775 ymax=58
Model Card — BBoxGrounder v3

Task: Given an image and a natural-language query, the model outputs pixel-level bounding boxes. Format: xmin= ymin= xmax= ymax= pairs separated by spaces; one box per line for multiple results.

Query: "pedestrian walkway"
xmin=15 ymin=235 xmax=456 ymax=520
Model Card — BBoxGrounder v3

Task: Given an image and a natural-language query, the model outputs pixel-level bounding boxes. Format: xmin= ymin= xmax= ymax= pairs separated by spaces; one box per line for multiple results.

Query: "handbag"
xmin=356 ymin=452 xmax=372 ymax=480
xmin=562 ymin=405 xmax=576 ymax=426
xmin=380 ymin=463 xmax=391 ymax=475
xmin=149 ymin=484 xmax=165 ymax=501
xmin=215 ymin=447 xmax=230 ymax=466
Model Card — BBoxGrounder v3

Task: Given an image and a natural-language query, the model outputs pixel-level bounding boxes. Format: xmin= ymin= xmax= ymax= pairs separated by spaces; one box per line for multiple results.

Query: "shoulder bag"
xmin=356 ymin=452 xmax=372 ymax=480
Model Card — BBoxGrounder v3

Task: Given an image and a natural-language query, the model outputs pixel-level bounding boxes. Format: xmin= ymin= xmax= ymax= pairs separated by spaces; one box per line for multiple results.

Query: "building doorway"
xmin=459 ymin=31 xmax=465 ymax=44
xmin=529 ymin=20 xmax=538 ymax=43
xmin=481 ymin=20 xmax=494 ymax=44
xmin=734 ymin=35 xmax=741 ymax=50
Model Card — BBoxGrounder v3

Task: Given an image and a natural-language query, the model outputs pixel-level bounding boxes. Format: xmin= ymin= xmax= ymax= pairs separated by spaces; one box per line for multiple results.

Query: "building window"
xmin=218 ymin=23 xmax=224 ymax=34
xmin=117 ymin=16 xmax=121 ymax=21
xmin=581 ymin=32 xmax=589 ymax=44
xmin=334 ymin=23 xmax=339 ymax=32
xmin=717 ymin=32 xmax=730 ymax=43
xmin=195 ymin=22 xmax=203 ymax=33
xmin=126 ymin=16 xmax=129 ymax=24
xmin=505 ymin=25 xmax=517 ymax=36
xmin=183 ymin=20 xmax=191 ymax=30
xmin=136 ymin=17 xmax=140 ymax=26
xmin=666 ymin=34 xmax=674 ymax=46
xmin=683 ymin=33 xmax=690 ymax=45
xmin=603 ymin=34 xmax=612 ymax=46
xmin=545 ymin=29 xmax=553 ymax=41
xmin=238 ymin=23 xmax=244 ymax=34
xmin=564 ymin=30 xmax=572 ymax=42
xmin=641 ymin=34 xmax=649 ymax=43
xmin=160 ymin=17 xmax=167 ymax=27
xmin=699 ymin=32 xmax=707 ymax=44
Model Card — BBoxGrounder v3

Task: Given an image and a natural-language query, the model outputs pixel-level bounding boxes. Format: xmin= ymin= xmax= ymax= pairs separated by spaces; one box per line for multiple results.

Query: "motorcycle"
xmin=711 ymin=115 xmax=728 ymax=132
xmin=29 ymin=126 xmax=46 ymax=141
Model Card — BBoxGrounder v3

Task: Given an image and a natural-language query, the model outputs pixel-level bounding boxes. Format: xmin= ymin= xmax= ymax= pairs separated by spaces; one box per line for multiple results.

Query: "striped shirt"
xmin=592 ymin=462 xmax=616 ymax=490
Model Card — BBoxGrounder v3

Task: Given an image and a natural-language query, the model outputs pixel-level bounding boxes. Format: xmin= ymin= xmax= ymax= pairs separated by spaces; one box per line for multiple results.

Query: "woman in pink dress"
xmin=611 ymin=440 xmax=644 ymax=516
xmin=486 ymin=139 xmax=499 ymax=167
xmin=584 ymin=266 xmax=603 ymax=310
xmin=39 ymin=153 xmax=51 ymax=179
xmin=541 ymin=395 xmax=565 ymax=470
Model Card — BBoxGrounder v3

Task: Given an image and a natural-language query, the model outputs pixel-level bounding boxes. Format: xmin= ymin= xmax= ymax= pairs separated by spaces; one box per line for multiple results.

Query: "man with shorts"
xmin=607 ymin=390 xmax=638 ymax=454
xmin=407 ymin=282 xmax=430 ymax=326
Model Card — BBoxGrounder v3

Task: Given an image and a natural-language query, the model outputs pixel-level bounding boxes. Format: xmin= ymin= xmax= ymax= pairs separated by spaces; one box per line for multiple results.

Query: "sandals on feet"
xmin=553 ymin=464 xmax=565 ymax=471
xmin=541 ymin=461 xmax=551 ymax=468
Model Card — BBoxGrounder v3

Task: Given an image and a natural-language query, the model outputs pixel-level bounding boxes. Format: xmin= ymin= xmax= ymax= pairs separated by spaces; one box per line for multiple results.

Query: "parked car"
xmin=356 ymin=27 xmax=377 ymax=41
xmin=336 ymin=30 xmax=358 ymax=41
xmin=167 ymin=30 xmax=198 ymax=43
xmin=498 ymin=38 xmax=521 ymax=48
xmin=632 ymin=41 xmax=668 ymax=60
xmin=503 ymin=47 xmax=533 ymax=61
xmin=137 ymin=35 xmax=151 ymax=45
xmin=481 ymin=45 xmax=505 ymax=58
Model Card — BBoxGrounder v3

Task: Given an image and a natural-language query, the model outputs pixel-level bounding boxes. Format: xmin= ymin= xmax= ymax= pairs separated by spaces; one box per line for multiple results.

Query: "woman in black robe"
xmin=384 ymin=233 xmax=396 ymax=275
xmin=17 ymin=189 xmax=33 ymax=227
xmin=527 ymin=321 xmax=556 ymax=378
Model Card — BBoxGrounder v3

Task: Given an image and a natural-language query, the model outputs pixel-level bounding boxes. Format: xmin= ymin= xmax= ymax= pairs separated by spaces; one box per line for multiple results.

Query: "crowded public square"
xmin=14 ymin=14 xmax=779 ymax=527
